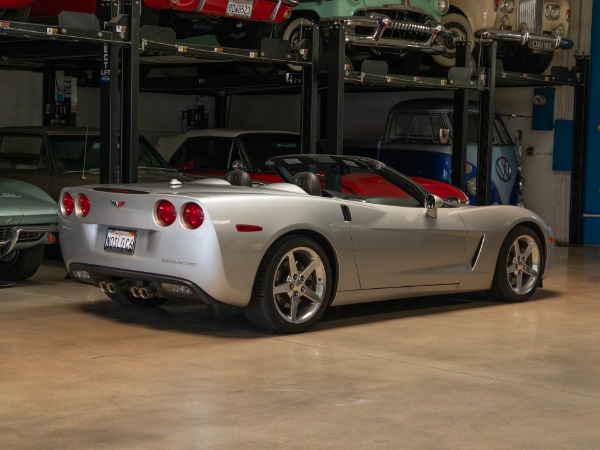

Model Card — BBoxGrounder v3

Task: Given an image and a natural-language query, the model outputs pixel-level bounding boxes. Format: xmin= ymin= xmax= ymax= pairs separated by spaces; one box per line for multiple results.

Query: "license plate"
xmin=104 ymin=228 xmax=136 ymax=255
xmin=528 ymin=38 xmax=554 ymax=51
xmin=226 ymin=0 xmax=253 ymax=18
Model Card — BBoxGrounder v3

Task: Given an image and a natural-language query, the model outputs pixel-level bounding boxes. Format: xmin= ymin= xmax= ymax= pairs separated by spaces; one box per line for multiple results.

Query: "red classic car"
xmin=160 ymin=128 xmax=469 ymax=203
xmin=0 ymin=0 xmax=295 ymax=48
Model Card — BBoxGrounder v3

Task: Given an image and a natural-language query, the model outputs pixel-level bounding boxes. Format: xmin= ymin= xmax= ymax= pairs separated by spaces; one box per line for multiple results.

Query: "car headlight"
xmin=545 ymin=4 xmax=561 ymax=21
xmin=467 ymin=177 xmax=477 ymax=196
xmin=500 ymin=14 xmax=511 ymax=29
xmin=504 ymin=0 xmax=515 ymax=13
xmin=437 ymin=0 xmax=449 ymax=14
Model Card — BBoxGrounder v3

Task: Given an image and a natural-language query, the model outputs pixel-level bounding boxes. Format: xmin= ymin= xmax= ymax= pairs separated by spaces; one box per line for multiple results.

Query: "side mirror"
xmin=515 ymin=129 xmax=523 ymax=146
xmin=425 ymin=194 xmax=443 ymax=218
xmin=439 ymin=128 xmax=451 ymax=145
xmin=515 ymin=129 xmax=523 ymax=157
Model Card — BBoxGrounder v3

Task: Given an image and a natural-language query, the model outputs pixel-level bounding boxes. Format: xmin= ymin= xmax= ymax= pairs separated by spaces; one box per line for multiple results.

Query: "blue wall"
xmin=583 ymin=2 xmax=600 ymax=244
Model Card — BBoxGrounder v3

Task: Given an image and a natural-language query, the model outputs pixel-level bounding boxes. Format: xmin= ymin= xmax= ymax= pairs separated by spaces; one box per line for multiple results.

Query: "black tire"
xmin=244 ymin=235 xmax=332 ymax=333
xmin=140 ymin=3 xmax=160 ymax=27
xmin=0 ymin=244 xmax=44 ymax=281
xmin=280 ymin=13 xmax=321 ymax=71
xmin=215 ymin=21 xmax=272 ymax=49
xmin=0 ymin=6 xmax=30 ymax=21
xmin=105 ymin=290 xmax=167 ymax=308
xmin=501 ymin=48 xmax=554 ymax=74
xmin=488 ymin=226 xmax=543 ymax=302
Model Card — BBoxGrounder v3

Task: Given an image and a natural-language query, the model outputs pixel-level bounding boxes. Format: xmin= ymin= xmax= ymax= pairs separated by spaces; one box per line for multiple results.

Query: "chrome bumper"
xmin=325 ymin=15 xmax=449 ymax=53
xmin=474 ymin=26 xmax=574 ymax=51
xmin=0 ymin=225 xmax=57 ymax=258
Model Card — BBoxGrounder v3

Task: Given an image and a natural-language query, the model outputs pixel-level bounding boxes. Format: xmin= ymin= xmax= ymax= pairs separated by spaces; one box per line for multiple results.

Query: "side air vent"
xmin=471 ymin=235 xmax=486 ymax=270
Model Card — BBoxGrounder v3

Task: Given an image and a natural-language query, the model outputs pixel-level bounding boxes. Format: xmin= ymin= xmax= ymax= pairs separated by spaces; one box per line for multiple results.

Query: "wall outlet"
xmin=527 ymin=147 xmax=535 ymax=156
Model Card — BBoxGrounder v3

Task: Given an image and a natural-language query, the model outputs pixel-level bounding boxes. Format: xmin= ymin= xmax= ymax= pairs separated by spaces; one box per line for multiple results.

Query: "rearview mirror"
xmin=439 ymin=128 xmax=451 ymax=145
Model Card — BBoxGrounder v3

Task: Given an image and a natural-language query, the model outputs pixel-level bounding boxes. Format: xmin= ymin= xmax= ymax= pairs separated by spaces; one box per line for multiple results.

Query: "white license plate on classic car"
xmin=528 ymin=38 xmax=554 ymax=51
xmin=104 ymin=228 xmax=136 ymax=255
xmin=226 ymin=0 xmax=253 ymax=18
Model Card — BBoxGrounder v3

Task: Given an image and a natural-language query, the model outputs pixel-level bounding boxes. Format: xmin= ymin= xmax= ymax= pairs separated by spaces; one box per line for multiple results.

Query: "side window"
xmin=388 ymin=114 xmax=411 ymax=142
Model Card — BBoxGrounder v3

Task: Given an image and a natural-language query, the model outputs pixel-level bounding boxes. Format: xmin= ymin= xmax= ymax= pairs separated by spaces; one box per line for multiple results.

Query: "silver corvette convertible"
xmin=58 ymin=155 xmax=555 ymax=333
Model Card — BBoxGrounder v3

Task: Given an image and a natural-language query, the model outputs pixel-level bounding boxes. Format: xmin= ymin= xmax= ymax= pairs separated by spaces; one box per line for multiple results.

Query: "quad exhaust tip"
xmin=99 ymin=281 xmax=156 ymax=299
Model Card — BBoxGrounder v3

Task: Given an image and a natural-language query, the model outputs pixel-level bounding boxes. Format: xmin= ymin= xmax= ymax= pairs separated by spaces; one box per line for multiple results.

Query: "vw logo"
xmin=495 ymin=157 xmax=512 ymax=182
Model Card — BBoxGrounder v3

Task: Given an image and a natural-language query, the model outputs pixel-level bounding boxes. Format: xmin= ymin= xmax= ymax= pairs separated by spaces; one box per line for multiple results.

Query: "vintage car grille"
xmin=518 ymin=0 xmax=543 ymax=33
xmin=0 ymin=227 xmax=43 ymax=243
xmin=357 ymin=9 xmax=435 ymax=43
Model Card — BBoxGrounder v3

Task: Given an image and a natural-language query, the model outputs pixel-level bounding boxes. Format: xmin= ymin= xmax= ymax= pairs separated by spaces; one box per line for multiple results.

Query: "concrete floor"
xmin=1 ymin=245 xmax=600 ymax=449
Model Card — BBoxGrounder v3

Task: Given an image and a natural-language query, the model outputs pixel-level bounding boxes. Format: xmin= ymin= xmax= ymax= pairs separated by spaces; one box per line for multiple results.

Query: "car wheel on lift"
xmin=431 ymin=13 xmax=475 ymax=68
xmin=215 ymin=21 xmax=273 ymax=50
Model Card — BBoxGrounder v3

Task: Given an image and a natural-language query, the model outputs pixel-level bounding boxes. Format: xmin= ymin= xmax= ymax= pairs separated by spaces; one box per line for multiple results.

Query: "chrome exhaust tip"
xmin=138 ymin=287 xmax=156 ymax=299
xmin=130 ymin=286 xmax=141 ymax=298
xmin=105 ymin=280 xmax=130 ymax=294
xmin=98 ymin=281 xmax=108 ymax=292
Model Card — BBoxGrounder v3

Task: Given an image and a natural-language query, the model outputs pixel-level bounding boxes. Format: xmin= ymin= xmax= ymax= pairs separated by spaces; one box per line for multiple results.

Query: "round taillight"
xmin=62 ymin=192 xmax=74 ymax=216
xmin=78 ymin=194 xmax=90 ymax=217
xmin=156 ymin=200 xmax=177 ymax=226
xmin=183 ymin=203 xmax=204 ymax=229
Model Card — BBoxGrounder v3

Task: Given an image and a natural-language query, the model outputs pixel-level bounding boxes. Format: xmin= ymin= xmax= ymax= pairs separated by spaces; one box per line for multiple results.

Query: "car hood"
xmin=0 ymin=178 xmax=57 ymax=226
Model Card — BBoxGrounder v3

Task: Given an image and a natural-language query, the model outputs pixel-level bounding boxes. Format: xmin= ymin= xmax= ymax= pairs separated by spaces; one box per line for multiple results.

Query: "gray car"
xmin=58 ymin=155 xmax=554 ymax=333
xmin=0 ymin=126 xmax=185 ymax=201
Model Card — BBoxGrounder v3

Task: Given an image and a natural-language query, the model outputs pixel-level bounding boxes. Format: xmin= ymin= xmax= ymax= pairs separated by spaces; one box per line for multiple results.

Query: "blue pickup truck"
xmin=345 ymin=98 xmax=524 ymax=205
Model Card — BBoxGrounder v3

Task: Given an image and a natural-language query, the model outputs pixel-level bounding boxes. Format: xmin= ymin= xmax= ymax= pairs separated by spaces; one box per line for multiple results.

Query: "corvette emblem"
xmin=111 ymin=200 xmax=126 ymax=209
xmin=495 ymin=156 xmax=512 ymax=182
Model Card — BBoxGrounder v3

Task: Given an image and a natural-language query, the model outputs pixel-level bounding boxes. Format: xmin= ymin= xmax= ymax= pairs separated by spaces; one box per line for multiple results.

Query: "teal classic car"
xmin=0 ymin=178 xmax=57 ymax=281
xmin=278 ymin=0 xmax=450 ymax=73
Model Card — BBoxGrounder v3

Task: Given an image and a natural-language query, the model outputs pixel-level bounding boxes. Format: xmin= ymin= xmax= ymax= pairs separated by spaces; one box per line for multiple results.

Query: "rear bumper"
xmin=474 ymin=26 xmax=574 ymax=51
xmin=324 ymin=15 xmax=448 ymax=53
xmin=68 ymin=263 xmax=229 ymax=307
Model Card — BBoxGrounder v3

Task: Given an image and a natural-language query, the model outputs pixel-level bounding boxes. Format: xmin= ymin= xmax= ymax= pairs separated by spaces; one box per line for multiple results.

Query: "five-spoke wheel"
xmin=489 ymin=226 xmax=543 ymax=302
xmin=244 ymin=235 xmax=332 ymax=333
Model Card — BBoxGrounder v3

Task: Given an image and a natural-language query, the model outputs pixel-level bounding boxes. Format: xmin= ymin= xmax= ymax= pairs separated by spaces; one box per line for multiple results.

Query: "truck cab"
xmin=379 ymin=98 xmax=523 ymax=205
